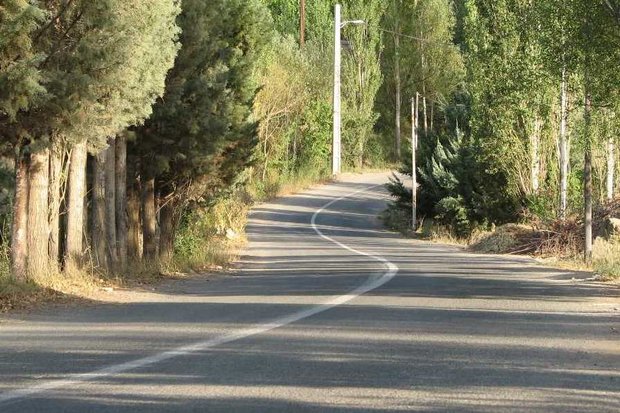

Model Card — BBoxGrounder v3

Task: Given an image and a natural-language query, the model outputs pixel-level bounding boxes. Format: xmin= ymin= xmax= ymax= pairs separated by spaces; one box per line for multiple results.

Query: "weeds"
xmin=249 ymin=166 xmax=330 ymax=202
xmin=171 ymin=193 xmax=250 ymax=273
xmin=0 ymin=166 xmax=332 ymax=313
xmin=593 ymin=237 xmax=620 ymax=280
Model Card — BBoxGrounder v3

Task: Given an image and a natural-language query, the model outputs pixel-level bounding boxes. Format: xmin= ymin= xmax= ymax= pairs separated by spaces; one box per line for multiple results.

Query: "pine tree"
xmin=0 ymin=0 xmax=46 ymax=123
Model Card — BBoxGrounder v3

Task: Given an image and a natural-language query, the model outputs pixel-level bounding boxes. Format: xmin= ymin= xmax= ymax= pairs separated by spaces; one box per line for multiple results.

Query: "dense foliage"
xmin=130 ymin=0 xmax=270 ymax=233
xmin=1 ymin=0 xmax=619 ymax=289
xmin=386 ymin=0 xmax=620 ymax=261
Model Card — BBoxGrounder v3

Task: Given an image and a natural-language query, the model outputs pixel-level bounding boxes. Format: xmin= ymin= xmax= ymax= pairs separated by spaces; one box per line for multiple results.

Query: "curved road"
xmin=0 ymin=172 xmax=618 ymax=412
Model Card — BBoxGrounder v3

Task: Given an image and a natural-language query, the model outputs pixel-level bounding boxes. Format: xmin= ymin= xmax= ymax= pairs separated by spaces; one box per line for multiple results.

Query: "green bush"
xmin=435 ymin=196 xmax=471 ymax=238
xmin=173 ymin=194 xmax=250 ymax=271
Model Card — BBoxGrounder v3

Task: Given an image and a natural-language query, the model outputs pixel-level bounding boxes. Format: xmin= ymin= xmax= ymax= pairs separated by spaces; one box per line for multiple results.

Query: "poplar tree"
xmin=341 ymin=0 xmax=385 ymax=168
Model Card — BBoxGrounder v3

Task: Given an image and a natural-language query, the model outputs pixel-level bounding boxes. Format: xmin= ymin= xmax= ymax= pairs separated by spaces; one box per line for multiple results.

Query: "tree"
xmin=260 ymin=0 xmax=332 ymax=45
xmin=0 ymin=0 xmax=46 ymax=121
xmin=0 ymin=0 xmax=46 ymax=280
xmin=1 ymin=0 xmax=180 ymax=278
xmin=341 ymin=0 xmax=385 ymax=168
xmin=130 ymin=0 xmax=271 ymax=261
xmin=378 ymin=0 xmax=464 ymax=161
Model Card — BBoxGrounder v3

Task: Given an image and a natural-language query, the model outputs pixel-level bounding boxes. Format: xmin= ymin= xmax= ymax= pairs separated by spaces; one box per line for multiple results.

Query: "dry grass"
xmin=423 ymin=224 xmax=470 ymax=246
xmin=0 ymin=264 xmax=94 ymax=313
xmin=1 ymin=167 xmax=337 ymax=313
xmin=469 ymin=224 xmax=620 ymax=281
xmin=592 ymin=237 xmax=620 ymax=281
xmin=468 ymin=225 xmax=525 ymax=253
xmin=249 ymin=168 xmax=332 ymax=202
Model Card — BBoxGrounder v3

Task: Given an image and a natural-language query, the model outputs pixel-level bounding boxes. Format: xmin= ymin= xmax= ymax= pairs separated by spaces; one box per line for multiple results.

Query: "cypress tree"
xmin=1 ymin=1 xmax=181 ymax=278
xmin=0 ymin=0 xmax=46 ymax=280
xmin=130 ymin=0 xmax=271 ymax=260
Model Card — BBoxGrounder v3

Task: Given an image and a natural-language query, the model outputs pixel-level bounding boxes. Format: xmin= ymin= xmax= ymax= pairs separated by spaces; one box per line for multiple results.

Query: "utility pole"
xmin=333 ymin=4 xmax=342 ymax=176
xmin=393 ymin=0 xmax=402 ymax=160
xmin=411 ymin=93 xmax=419 ymax=231
xmin=332 ymin=4 xmax=364 ymax=177
xmin=300 ymin=0 xmax=306 ymax=48
xmin=559 ymin=67 xmax=569 ymax=219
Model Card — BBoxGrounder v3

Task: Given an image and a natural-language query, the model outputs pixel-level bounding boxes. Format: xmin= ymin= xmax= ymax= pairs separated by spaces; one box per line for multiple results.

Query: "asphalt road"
xmin=0 ymin=172 xmax=618 ymax=412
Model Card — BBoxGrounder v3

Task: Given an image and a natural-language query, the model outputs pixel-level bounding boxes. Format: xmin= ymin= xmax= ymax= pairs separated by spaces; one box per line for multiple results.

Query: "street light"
xmin=333 ymin=4 xmax=365 ymax=177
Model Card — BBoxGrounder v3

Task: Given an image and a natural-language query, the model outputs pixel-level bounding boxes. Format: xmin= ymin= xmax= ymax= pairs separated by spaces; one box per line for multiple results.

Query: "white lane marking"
xmin=0 ymin=183 xmax=398 ymax=405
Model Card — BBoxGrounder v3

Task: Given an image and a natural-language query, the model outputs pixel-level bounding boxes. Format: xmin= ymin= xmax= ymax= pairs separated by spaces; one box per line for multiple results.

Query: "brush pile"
xmin=470 ymin=197 xmax=620 ymax=258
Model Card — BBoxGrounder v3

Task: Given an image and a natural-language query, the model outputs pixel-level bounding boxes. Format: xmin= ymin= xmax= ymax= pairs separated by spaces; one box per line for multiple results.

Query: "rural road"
xmin=0 ymin=172 xmax=618 ymax=412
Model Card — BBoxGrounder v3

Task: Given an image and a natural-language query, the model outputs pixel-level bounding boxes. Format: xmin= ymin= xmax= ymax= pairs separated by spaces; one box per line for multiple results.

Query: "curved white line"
xmin=0 ymin=183 xmax=398 ymax=405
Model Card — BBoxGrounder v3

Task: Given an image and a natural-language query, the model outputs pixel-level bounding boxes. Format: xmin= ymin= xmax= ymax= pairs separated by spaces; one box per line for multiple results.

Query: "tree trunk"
xmin=584 ymin=91 xmax=593 ymax=263
xmin=48 ymin=145 xmax=62 ymax=264
xmin=27 ymin=149 xmax=50 ymax=279
xmin=422 ymin=94 xmax=428 ymax=135
xmin=142 ymin=177 xmax=157 ymax=259
xmin=559 ymin=70 xmax=569 ymax=219
xmin=115 ymin=135 xmax=128 ymax=268
xmin=159 ymin=198 xmax=177 ymax=263
xmin=92 ymin=150 xmax=107 ymax=269
xmin=65 ymin=141 xmax=87 ymax=271
xmin=11 ymin=152 xmax=29 ymax=281
xmin=357 ymin=138 xmax=364 ymax=169
xmin=607 ymin=136 xmax=615 ymax=201
xmin=104 ymin=140 xmax=118 ymax=269
xmin=127 ymin=180 xmax=142 ymax=261
xmin=412 ymin=94 xmax=419 ymax=231
xmin=430 ymin=100 xmax=434 ymax=132
xmin=530 ymin=116 xmax=541 ymax=194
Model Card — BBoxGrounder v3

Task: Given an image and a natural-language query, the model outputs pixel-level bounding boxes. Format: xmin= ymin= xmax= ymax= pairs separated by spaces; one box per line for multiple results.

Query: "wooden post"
xmin=559 ymin=68 xmax=569 ymax=219
xmin=411 ymin=93 xmax=419 ymax=232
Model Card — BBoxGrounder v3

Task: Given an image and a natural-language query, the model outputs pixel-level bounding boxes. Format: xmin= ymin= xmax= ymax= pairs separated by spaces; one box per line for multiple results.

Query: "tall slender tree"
xmin=1 ymin=1 xmax=180 ymax=278
xmin=131 ymin=0 xmax=271 ymax=261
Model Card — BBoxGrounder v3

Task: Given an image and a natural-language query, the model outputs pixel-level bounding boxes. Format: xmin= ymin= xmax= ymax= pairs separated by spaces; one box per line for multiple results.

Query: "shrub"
xmin=173 ymin=194 xmax=250 ymax=271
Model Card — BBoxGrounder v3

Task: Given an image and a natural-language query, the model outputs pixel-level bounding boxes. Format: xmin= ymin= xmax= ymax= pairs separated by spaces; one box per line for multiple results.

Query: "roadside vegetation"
xmin=0 ymin=0 xmax=392 ymax=310
xmin=2 ymin=1 xmax=618 ymax=312
xmin=382 ymin=1 xmax=620 ymax=280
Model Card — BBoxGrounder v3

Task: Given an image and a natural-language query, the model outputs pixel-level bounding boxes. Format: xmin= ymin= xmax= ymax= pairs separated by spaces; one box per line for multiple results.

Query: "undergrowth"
xmin=171 ymin=193 xmax=250 ymax=273
xmin=381 ymin=202 xmax=620 ymax=281
xmin=0 ymin=166 xmax=337 ymax=312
